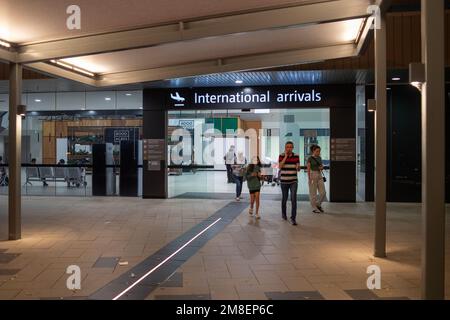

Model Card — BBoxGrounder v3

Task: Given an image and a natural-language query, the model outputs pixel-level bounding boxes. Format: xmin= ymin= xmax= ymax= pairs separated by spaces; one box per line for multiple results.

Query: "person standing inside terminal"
xmin=0 ymin=156 xmax=8 ymax=186
xmin=224 ymin=145 xmax=236 ymax=183
xmin=307 ymin=145 xmax=327 ymax=213
xmin=245 ymin=156 xmax=262 ymax=219
xmin=231 ymin=152 xmax=246 ymax=201
xmin=31 ymin=158 xmax=49 ymax=187
xmin=278 ymin=141 xmax=300 ymax=225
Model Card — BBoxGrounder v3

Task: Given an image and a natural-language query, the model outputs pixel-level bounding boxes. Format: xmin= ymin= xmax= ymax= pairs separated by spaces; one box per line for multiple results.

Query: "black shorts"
xmin=249 ymin=189 xmax=261 ymax=194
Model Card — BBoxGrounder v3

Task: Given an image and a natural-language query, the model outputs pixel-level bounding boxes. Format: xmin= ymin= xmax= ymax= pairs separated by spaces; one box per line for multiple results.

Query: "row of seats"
xmin=25 ymin=167 xmax=87 ymax=187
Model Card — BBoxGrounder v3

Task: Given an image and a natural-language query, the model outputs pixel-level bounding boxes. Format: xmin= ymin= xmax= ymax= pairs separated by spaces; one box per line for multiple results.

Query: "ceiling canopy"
xmin=0 ymin=0 xmax=391 ymax=87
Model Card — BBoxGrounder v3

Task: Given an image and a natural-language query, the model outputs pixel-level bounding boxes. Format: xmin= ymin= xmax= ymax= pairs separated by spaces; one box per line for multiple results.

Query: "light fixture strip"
xmin=73 ymin=67 xmax=95 ymax=77
xmin=56 ymin=60 xmax=74 ymax=69
xmin=0 ymin=39 xmax=11 ymax=48
xmin=50 ymin=59 xmax=96 ymax=78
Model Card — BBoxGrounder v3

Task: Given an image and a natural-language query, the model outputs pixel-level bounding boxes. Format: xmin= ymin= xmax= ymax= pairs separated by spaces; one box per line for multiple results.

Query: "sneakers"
xmin=236 ymin=197 xmax=240 ymax=202
xmin=255 ymin=214 xmax=261 ymax=220
xmin=290 ymin=218 xmax=298 ymax=226
xmin=313 ymin=206 xmax=325 ymax=214
xmin=282 ymin=215 xmax=287 ymax=221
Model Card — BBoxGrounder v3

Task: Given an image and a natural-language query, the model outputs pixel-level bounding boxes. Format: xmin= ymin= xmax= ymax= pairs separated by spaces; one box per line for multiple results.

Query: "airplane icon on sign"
xmin=170 ymin=92 xmax=185 ymax=102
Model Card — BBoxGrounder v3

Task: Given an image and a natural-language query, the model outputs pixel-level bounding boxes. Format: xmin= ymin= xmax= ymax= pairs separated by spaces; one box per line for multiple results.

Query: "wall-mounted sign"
xmin=144 ymin=85 xmax=355 ymax=111
xmin=143 ymin=139 xmax=165 ymax=163
xmin=168 ymin=119 xmax=195 ymax=130
xmin=331 ymin=138 xmax=356 ymax=161
xmin=113 ymin=130 xmax=130 ymax=143
xmin=147 ymin=161 xmax=161 ymax=171
xmin=193 ymin=89 xmax=321 ymax=105
xmin=105 ymin=127 xmax=139 ymax=145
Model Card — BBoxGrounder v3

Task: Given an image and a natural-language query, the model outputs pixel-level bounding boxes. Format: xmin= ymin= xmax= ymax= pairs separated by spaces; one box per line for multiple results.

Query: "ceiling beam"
xmin=25 ymin=62 xmax=97 ymax=87
xmin=97 ymin=43 xmax=357 ymax=87
xmin=0 ymin=48 xmax=17 ymax=63
xmin=17 ymin=0 xmax=370 ymax=63
xmin=356 ymin=0 xmax=393 ymax=55
xmin=356 ymin=17 xmax=374 ymax=55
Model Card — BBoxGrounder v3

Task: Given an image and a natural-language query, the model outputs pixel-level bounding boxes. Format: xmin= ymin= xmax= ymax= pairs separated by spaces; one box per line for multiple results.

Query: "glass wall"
xmin=0 ymin=89 xmax=333 ymax=201
xmin=0 ymin=90 xmax=8 ymax=238
xmin=0 ymin=90 xmax=143 ymax=198
xmin=167 ymin=108 xmax=330 ymax=198
xmin=356 ymin=85 xmax=366 ymax=201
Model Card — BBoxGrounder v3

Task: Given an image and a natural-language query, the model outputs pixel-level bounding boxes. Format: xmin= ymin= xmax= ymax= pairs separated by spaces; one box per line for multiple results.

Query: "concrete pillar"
xmin=421 ymin=0 xmax=445 ymax=300
xmin=8 ymin=63 xmax=22 ymax=240
xmin=374 ymin=12 xmax=387 ymax=258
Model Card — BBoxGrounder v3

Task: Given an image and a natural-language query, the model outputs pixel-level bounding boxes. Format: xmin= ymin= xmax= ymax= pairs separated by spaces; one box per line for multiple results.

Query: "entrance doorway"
xmin=167 ymin=108 xmax=330 ymax=199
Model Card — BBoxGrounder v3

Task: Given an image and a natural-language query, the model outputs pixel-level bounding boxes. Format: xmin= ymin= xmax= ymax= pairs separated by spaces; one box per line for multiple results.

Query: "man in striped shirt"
xmin=278 ymin=141 xmax=300 ymax=225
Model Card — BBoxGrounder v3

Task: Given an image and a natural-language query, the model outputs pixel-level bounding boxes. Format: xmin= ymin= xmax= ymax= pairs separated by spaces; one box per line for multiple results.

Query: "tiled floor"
xmin=0 ymin=195 xmax=449 ymax=300
xmin=168 ymin=170 xmax=330 ymax=198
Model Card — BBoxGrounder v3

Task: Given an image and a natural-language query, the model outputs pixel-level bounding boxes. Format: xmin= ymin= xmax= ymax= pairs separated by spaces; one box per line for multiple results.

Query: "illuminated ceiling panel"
xmin=61 ymin=19 xmax=365 ymax=75
xmin=0 ymin=0 xmax=327 ymax=44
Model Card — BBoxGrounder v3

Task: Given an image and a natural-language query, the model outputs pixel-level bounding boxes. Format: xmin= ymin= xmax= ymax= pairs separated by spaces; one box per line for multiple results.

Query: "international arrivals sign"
xmin=193 ymin=89 xmax=322 ymax=105
xmin=144 ymin=85 xmax=355 ymax=110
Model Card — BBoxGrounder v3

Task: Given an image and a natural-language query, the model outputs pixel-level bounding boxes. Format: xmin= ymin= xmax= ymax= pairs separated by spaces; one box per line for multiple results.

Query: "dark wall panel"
xmin=387 ymin=85 xmax=421 ymax=202
xmin=446 ymin=84 xmax=450 ymax=202
xmin=119 ymin=141 xmax=138 ymax=197
xmin=92 ymin=144 xmax=106 ymax=196
xmin=330 ymin=107 xmax=356 ymax=202
xmin=366 ymin=84 xmax=450 ymax=203
xmin=142 ymin=110 xmax=167 ymax=199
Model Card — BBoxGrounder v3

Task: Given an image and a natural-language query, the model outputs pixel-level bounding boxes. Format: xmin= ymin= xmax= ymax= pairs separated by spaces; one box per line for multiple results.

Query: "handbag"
xmin=311 ymin=156 xmax=327 ymax=182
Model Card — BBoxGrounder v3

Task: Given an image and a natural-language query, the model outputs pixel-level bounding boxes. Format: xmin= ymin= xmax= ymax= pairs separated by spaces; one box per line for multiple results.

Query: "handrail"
xmin=0 ymin=164 xmax=331 ymax=170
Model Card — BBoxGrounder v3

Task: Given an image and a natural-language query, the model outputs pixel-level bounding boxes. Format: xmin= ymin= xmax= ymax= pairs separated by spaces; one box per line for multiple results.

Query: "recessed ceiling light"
xmin=235 ymin=80 xmax=243 ymax=84
xmin=105 ymin=97 xmax=112 ymax=101
xmin=126 ymin=93 xmax=133 ymax=96
xmin=34 ymin=99 xmax=41 ymax=103
xmin=392 ymin=77 xmax=401 ymax=81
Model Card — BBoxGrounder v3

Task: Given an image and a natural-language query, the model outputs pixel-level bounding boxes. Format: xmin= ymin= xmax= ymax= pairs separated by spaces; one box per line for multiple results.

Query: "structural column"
xmin=374 ymin=11 xmax=387 ymax=258
xmin=421 ymin=0 xmax=445 ymax=300
xmin=8 ymin=63 xmax=22 ymax=240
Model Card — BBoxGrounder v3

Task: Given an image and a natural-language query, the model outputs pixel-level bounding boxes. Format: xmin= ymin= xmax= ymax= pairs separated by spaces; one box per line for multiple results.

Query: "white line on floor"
xmin=112 ymin=217 xmax=222 ymax=300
